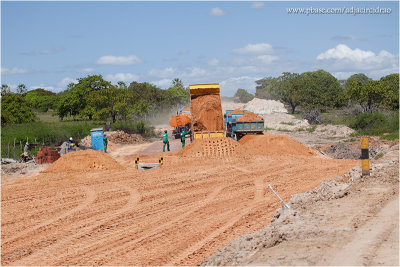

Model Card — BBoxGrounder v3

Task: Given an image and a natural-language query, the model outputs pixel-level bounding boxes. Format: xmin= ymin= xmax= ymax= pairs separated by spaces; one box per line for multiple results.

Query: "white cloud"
xmin=251 ymin=2 xmax=265 ymax=9
xmin=148 ymin=67 xmax=177 ymax=78
xmin=209 ymin=7 xmax=227 ymax=16
xmin=316 ymin=44 xmax=398 ymax=76
xmin=330 ymin=35 xmax=365 ymax=42
xmin=58 ymin=77 xmax=77 ymax=89
xmin=1 ymin=67 xmax=29 ymax=75
xmin=82 ymin=68 xmax=95 ymax=73
xmin=39 ymin=46 xmax=65 ymax=55
xmin=232 ymin=43 xmax=274 ymax=55
xmin=96 ymin=55 xmax=142 ymax=65
xmin=151 ymin=79 xmax=172 ymax=88
xmin=207 ymin=59 xmax=219 ymax=66
xmin=105 ymin=73 xmax=139 ymax=83
xmin=220 ymin=76 xmax=259 ymax=95
xmin=256 ymin=55 xmax=279 ymax=64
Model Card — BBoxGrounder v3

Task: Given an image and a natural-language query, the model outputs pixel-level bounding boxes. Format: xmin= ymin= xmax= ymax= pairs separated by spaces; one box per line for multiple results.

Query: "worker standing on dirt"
xmin=162 ymin=130 xmax=170 ymax=152
xmin=180 ymin=128 xmax=190 ymax=148
xmin=103 ymin=135 xmax=108 ymax=153
xmin=66 ymin=137 xmax=75 ymax=152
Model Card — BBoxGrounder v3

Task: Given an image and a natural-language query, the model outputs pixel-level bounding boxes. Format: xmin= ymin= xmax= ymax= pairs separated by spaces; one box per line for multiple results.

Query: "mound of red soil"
xmin=241 ymin=135 xmax=317 ymax=156
xmin=43 ymin=150 xmax=125 ymax=173
xmin=191 ymin=95 xmax=224 ymax=131
xmin=35 ymin=147 xmax=60 ymax=164
xmin=227 ymin=109 xmax=245 ymax=115
xmin=177 ymin=137 xmax=244 ymax=158
xmin=236 ymin=111 xmax=263 ymax=122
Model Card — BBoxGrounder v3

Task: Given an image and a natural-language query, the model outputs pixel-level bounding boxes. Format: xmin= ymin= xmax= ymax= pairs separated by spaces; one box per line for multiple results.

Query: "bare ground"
xmin=1 ymin=123 xmax=398 ymax=266
xmin=201 ymin=144 xmax=399 ymax=266
xmin=1 ymin=133 xmax=358 ymax=266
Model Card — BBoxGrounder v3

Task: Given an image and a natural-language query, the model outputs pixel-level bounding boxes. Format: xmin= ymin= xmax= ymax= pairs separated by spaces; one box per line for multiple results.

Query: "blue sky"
xmin=1 ymin=1 xmax=399 ymax=96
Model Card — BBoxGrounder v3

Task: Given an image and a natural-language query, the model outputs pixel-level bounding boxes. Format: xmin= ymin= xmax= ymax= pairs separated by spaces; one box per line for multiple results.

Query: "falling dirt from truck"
xmin=191 ymin=95 xmax=224 ymax=131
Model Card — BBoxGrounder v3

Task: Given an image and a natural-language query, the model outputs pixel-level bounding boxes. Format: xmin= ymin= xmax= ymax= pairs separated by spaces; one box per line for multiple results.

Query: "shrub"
xmin=349 ymin=112 xmax=387 ymax=131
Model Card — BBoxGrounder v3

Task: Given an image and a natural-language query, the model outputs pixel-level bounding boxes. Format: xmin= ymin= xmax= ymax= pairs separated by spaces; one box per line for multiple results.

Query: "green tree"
xmin=83 ymin=86 xmax=149 ymax=123
xmin=273 ymin=72 xmax=302 ymax=114
xmin=255 ymin=77 xmax=279 ymax=100
xmin=379 ymin=73 xmax=399 ymax=110
xmin=298 ymin=69 xmax=344 ymax=110
xmin=345 ymin=73 xmax=371 ymax=89
xmin=234 ymin=88 xmax=255 ymax=103
xmin=171 ymin=78 xmax=184 ymax=89
xmin=57 ymin=75 xmax=112 ymax=120
xmin=1 ymin=93 xmax=37 ymax=124
xmin=17 ymin=84 xmax=27 ymax=95
xmin=25 ymin=88 xmax=58 ymax=112
xmin=167 ymin=86 xmax=190 ymax=106
xmin=346 ymin=80 xmax=384 ymax=112
xmin=117 ymin=81 xmax=127 ymax=89
xmin=346 ymin=73 xmax=399 ymax=112
xmin=1 ymin=84 xmax=11 ymax=96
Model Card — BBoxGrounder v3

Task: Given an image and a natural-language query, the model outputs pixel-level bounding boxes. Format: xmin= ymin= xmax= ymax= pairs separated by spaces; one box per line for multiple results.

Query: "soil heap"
xmin=177 ymin=137 xmax=244 ymax=158
xmin=244 ymin=98 xmax=287 ymax=114
xmin=236 ymin=111 xmax=263 ymax=121
xmin=240 ymin=134 xmax=317 ymax=156
xmin=227 ymin=109 xmax=245 ymax=115
xmin=79 ymin=131 xmax=147 ymax=147
xmin=35 ymin=147 xmax=60 ymax=164
xmin=107 ymin=131 xmax=147 ymax=145
xmin=43 ymin=149 xmax=124 ymax=173
xmin=191 ymin=95 xmax=224 ymax=131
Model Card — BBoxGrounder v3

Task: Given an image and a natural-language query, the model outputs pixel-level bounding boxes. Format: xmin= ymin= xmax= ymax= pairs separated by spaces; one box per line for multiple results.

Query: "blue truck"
xmin=225 ymin=110 xmax=264 ymax=141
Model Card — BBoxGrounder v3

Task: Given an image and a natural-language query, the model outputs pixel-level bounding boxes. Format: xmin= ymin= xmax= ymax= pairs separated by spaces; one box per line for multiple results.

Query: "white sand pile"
xmin=244 ymin=98 xmax=287 ymax=114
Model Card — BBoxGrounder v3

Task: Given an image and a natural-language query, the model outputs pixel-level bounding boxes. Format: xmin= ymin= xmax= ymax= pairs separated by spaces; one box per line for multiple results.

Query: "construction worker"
xmin=180 ymin=128 xmax=190 ymax=148
xmin=162 ymin=130 xmax=170 ymax=152
xmin=103 ymin=135 xmax=108 ymax=153
xmin=66 ymin=137 xmax=75 ymax=152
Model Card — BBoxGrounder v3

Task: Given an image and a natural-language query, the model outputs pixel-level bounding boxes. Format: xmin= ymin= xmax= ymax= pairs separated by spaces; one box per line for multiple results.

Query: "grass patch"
xmin=374 ymin=152 xmax=384 ymax=160
xmin=307 ymin=125 xmax=317 ymax=132
xmin=280 ymin=121 xmax=295 ymax=126
xmin=1 ymin=120 xmax=102 ymax=158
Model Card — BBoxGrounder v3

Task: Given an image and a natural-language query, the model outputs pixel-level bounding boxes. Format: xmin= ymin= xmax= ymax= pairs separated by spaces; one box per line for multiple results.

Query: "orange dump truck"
xmin=189 ymin=83 xmax=225 ymax=140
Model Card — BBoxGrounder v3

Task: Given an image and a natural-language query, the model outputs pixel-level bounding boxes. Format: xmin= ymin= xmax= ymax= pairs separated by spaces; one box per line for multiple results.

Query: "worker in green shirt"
xmin=103 ymin=135 xmax=108 ymax=153
xmin=162 ymin=130 xmax=170 ymax=152
xmin=180 ymin=129 xmax=190 ymax=148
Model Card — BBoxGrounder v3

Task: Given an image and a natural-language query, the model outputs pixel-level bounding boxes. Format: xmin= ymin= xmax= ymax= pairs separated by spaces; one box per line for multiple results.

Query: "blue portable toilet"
xmin=90 ymin=128 xmax=105 ymax=151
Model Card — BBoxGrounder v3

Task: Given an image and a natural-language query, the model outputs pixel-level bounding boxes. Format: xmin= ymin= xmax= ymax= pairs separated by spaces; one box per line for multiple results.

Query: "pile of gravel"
xmin=244 ymin=98 xmax=287 ymax=114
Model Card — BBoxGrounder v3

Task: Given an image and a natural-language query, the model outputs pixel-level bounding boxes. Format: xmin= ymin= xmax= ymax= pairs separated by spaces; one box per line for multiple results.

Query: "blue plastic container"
xmin=90 ymin=128 xmax=105 ymax=151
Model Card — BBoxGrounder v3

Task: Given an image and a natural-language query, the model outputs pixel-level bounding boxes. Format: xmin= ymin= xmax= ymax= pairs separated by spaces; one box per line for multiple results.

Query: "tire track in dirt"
xmin=10 ymin=182 xmax=141 ymax=266
xmin=3 ymin=186 xmax=96 ymax=246
xmin=62 ymin=185 xmax=224 ymax=265
xmin=167 ymin=200 xmax=265 ymax=265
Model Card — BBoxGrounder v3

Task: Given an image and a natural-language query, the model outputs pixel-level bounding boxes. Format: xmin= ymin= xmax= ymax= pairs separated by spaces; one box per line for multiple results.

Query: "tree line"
xmin=1 ymin=76 xmax=189 ymax=124
xmin=234 ymin=70 xmax=398 ymax=114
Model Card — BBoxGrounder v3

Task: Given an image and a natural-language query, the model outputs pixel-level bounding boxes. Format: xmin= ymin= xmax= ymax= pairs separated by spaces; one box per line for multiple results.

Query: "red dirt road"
xmin=1 ymin=142 xmax=358 ymax=265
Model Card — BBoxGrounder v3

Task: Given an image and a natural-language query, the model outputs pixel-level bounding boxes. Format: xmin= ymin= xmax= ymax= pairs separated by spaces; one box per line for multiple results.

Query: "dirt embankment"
xmin=191 ymin=95 xmax=224 ymax=131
